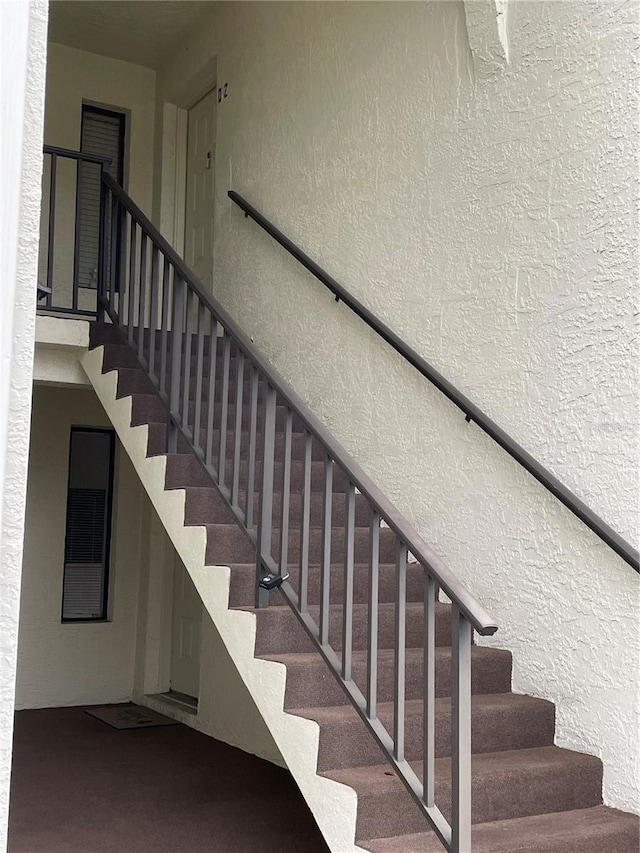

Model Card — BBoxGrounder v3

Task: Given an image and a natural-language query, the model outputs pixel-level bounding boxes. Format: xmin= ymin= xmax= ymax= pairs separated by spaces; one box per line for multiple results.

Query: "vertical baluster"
xmin=367 ymin=510 xmax=380 ymax=719
xmin=127 ymin=217 xmax=137 ymax=342
xmin=245 ymin=366 xmax=259 ymax=529
xmin=137 ymin=233 xmax=147 ymax=360
xmin=182 ymin=288 xmax=194 ymax=434
xmin=193 ymin=302 xmax=205 ymax=452
xmin=256 ymin=384 xmax=276 ymax=608
xmin=72 ymin=158 xmax=83 ymax=312
xmin=299 ymin=431 xmax=312 ymax=614
xmin=319 ymin=454 xmax=333 ymax=646
xmin=148 ymin=246 xmax=159 ymax=382
xmin=231 ymin=351 xmax=245 ymax=509
xmin=423 ymin=573 xmax=437 ymax=808
xmin=279 ymin=409 xmax=293 ymax=575
xmin=204 ymin=312 xmax=218 ymax=472
xmin=97 ymin=174 xmax=108 ymax=322
xmin=159 ymin=259 xmax=171 ymax=398
xmin=218 ymin=334 xmax=231 ymax=487
xmin=168 ymin=274 xmax=184 ymax=453
xmin=118 ymin=206 xmax=127 ymax=323
xmin=109 ymin=193 xmax=119 ymax=315
xmin=451 ymin=605 xmax=473 ymax=853
xmin=342 ymin=483 xmax=356 ymax=680
xmin=46 ymin=154 xmax=57 ymax=308
xmin=394 ymin=541 xmax=407 ymax=762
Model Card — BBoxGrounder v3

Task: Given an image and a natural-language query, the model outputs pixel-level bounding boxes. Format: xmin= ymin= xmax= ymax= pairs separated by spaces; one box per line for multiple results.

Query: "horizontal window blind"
xmin=61 ymin=429 xmax=115 ymax=622
xmin=78 ymin=107 xmax=125 ymax=289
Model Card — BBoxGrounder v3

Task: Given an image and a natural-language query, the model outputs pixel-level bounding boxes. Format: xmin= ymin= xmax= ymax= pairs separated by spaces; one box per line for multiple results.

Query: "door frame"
xmin=182 ymin=86 xmax=217 ymax=284
xmin=158 ymin=57 xmax=217 ymax=260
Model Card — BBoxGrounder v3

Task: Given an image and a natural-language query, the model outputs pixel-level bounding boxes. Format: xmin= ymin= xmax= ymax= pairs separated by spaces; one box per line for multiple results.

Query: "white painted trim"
xmin=162 ymin=60 xmax=217 ymax=271
xmin=173 ymin=106 xmax=187 ymax=258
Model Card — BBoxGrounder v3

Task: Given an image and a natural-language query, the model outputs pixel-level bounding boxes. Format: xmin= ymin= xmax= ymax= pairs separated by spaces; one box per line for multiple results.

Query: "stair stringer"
xmin=82 ymin=345 xmax=370 ymax=853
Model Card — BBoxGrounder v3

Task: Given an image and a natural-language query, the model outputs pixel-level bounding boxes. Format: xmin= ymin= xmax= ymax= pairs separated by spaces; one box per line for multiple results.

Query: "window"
xmin=77 ymin=105 xmax=126 ymax=290
xmin=61 ymin=428 xmax=116 ymax=622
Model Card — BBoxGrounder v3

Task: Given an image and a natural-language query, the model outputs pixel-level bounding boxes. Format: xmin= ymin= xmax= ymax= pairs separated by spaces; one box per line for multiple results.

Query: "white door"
xmin=170 ymin=557 xmax=202 ymax=699
xmin=185 ymin=88 xmax=216 ymax=287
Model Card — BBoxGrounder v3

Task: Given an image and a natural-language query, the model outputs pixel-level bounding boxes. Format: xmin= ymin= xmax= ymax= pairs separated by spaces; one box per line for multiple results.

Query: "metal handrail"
xmin=228 ymin=190 xmax=640 ymax=574
xmin=43 ymin=144 xmax=112 ymax=165
xmin=104 ymin=174 xmax=497 ymax=634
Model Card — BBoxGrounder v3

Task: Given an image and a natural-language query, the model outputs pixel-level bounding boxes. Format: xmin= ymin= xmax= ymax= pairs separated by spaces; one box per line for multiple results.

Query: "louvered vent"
xmin=78 ymin=108 xmax=124 ymax=289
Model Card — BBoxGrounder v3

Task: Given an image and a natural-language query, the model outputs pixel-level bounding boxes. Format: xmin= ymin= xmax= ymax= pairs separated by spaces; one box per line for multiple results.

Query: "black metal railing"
xmin=95 ymin=168 xmax=497 ymax=852
xmin=228 ymin=191 xmax=640 ymax=574
xmin=39 ymin=145 xmax=112 ymax=317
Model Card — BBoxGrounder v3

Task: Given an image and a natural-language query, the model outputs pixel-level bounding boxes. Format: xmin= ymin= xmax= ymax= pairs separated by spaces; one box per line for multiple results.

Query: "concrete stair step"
xmin=361 ymin=806 xmax=639 ymax=853
xmin=227 ymin=561 xmax=426 ymax=608
xmin=202 ymin=523 xmax=256 ymax=563
xmin=184 ymin=485 xmax=373 ymax=529
xmin=244 ymin=602 xmax=452 ymax=655
xmin=261 ymin=646 xmax=512 ymax=709
xmin=291 ymin=692 xmax=555 ymax=771
xmin=326 ymin=746 xmax=603 ymax=840
xmin=164 ymin=451 xmax=352 ymax=493
xmin=146 ymin=423 xmax=328 ymax=463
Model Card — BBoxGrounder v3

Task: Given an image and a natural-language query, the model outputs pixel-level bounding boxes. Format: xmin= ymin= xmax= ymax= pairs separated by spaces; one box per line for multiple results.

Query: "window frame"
xmin=60 ymin=426 xmax=116 ymax=624
xmin=80 ymin=103 xmax=126 ymax=185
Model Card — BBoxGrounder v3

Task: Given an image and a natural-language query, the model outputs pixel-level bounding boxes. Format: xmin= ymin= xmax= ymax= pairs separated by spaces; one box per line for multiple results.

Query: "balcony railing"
xmin=38 ymin=145 xmax=112 ymax=318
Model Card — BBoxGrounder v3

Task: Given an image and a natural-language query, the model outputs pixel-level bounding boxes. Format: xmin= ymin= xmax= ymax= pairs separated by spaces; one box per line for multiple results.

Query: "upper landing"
xmin=34 ymin=315 xmax=91 ymax=387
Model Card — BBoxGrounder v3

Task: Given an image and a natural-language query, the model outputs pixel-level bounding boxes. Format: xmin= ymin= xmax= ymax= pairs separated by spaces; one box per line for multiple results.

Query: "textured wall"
xmin=15 ymin=386 xmax=142 ymax=709
xmin=0 ymin=1 xmax=48 ymax=849
xmin=155 ymin=0 xmax=640 ymax=813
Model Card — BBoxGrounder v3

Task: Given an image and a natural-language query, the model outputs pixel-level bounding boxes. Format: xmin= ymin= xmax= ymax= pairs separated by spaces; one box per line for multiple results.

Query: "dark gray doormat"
xmin=85 ymin=703 xmax=181 ymax=730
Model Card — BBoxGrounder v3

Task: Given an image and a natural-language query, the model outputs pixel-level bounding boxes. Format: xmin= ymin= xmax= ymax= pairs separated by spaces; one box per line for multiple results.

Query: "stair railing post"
xmin=451 ymin=604 xmax=473 ymax=853
xmin=97 ymin=170 xmax=107 ymax=322
xmin=167 ymin=274 xmax=184 ymax=453
xmin=255 ymin=383 xmax=276 ymax=608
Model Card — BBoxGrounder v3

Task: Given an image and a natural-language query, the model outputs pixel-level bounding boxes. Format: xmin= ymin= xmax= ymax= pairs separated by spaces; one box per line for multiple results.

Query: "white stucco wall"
xmin=15 ymin=386 xmax=143 ymax=709
xmin=155 ymin=1 xmax=640 ymax=812
xmin=0 ymin=1 xmax=48 ymax=849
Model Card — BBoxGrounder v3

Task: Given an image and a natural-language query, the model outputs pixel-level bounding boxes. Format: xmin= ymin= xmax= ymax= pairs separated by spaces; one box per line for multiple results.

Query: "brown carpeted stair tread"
xmin=289 ymin=692 xmax=555 ymax=770
xmin=325 ymin=746 xmax=603 ymax=839
xmin=226 ymin=561 xmax=426 ymax=608
xmin=260 ymin=645 xmax=512 ymax=708
xmin=361 ymin=805 xmax=640 ymax=853
xmin=243 ymin=602 xmax=452 ymax=655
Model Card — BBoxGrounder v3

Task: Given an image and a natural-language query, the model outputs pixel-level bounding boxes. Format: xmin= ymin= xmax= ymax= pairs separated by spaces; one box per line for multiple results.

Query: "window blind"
xmin=61 ymin=429 xmax=115 ymax=622
xmin=78 ymin=107 xmax=124 ymax=289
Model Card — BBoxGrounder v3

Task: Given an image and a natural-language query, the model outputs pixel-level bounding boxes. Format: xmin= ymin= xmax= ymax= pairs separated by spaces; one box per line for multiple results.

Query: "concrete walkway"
xmin=8 ymin=707 xmax=330 ymax=852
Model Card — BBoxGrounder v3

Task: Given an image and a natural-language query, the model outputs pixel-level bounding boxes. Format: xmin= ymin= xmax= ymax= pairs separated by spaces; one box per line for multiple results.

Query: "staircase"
xmin=82 ymin=322 xmax=639 ymax=853
xmin=65 ymin=167 xmax=638 ymax=852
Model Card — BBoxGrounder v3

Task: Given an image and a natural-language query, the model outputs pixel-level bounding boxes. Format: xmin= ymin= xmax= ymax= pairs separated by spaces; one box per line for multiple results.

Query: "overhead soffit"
xmin=47 ymin=1 xmax=215 ymax=70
